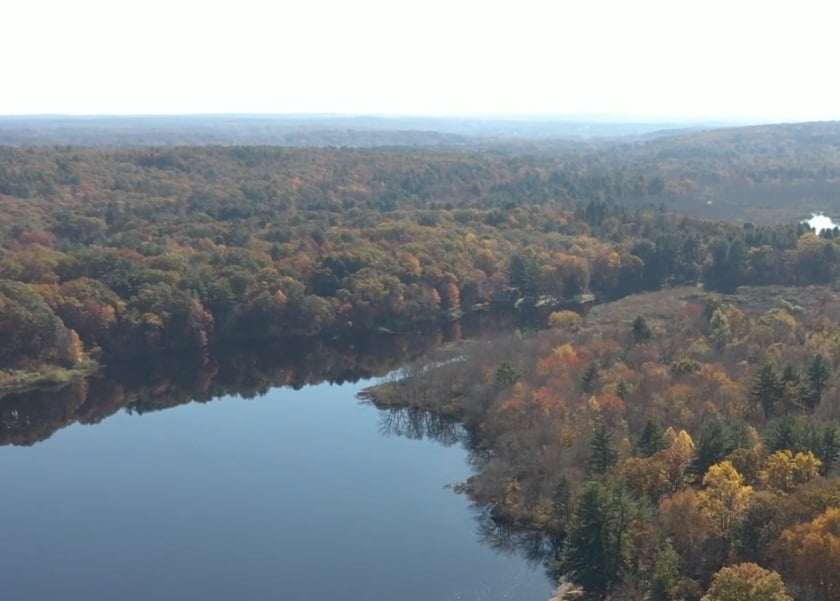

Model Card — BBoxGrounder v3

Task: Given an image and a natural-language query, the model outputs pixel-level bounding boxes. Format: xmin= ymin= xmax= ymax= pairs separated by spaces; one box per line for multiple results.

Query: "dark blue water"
xmin=0 ymin=377 xmax=553 ymax=601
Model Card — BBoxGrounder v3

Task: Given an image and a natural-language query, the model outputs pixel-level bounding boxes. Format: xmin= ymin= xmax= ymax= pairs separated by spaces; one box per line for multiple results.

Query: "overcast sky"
xmin=3 ymin=0 xmax=839 ymax=121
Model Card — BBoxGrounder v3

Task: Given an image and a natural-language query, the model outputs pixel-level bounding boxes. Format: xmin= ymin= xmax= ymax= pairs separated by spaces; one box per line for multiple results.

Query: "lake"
xmin=0 ymin=324 xmax=554 ymax=601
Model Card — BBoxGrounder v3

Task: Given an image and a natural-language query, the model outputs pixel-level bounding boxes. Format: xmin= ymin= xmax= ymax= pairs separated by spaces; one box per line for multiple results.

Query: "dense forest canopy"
xmin=3 ymin=122 xmax=840 ymax=385
xmin=366 ymin=285 xmax=840 ymax=601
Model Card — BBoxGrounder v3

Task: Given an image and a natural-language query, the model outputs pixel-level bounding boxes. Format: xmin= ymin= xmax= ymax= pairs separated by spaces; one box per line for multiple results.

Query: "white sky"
xmin=3 ymin=0 xmax=840 ymax=121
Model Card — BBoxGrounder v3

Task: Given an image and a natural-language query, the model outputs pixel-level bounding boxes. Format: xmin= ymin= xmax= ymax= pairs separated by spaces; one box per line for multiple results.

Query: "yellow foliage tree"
xmin=659 ymin=429 xmax=695 ymax=492
xmin=759 ymin=450 xmax=822 ymax=493
xmin=698 ymin=460 xmax=753 ymax=539
xmin=548 ymin=310 xmax=582 ymax=332
xmin=701 ymin=563 xmax=791 ymax=601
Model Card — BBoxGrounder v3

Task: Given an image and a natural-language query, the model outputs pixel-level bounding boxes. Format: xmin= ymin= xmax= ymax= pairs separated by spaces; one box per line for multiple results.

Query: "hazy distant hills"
xmin=0 ymin=114 xmax=706 ymax=147
xmin=611 ymin=120 xmax=840 ymax=222
xmin=4 ymin=114 xmax=840 ymax=223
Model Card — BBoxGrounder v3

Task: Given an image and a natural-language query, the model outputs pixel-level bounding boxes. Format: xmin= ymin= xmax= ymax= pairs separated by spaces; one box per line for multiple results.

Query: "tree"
xmin=698 ymin=460 xmax=753 ymax=540
xmin=806 ymin=353 xmax=831 ymax=409
xmin=758 ymin=450 xmax=821 ymax=493
xmin=495 ymin=361 xmax=523 ymax=387
xmin=581 ymin=361 xmax=599 ymax=393
xmin=780 ymin=364 xmax=806 ymax=414
xmin=549 ymin=309 xmax=582 ymax=332
xmin=509 ymin=253 xmax=540 ymax=296
xmin=651 ymin=540 xmax=681 ymax=599
xmin=637 ymin=419 xmax=668 ymax=457
xmin=816 ymin=424 xmax=840 ymax=476
xmin=631 ymin=315 xmax=652 ymax=344
xmin=0 ymin=281 xmax=79 ymax=369
xmin=732 ymin=490 xmax=786 ymax=564
xmin=561 ymin=481 xmax=641 ymax=599
xmin=708 ymin=307 xmax=732 ymax=349
xmin=765 ymin=417 xmax=840 ymax=477
xmin=700 ymin=563 xmax=791 ymax=601
xmin=590 ymin=425 xmax=619 ymax=475
xmin=660 ymin=428 xmax=695 ymax=492
xmin=691 ymin=419 xmax=744 ymax=477
xmin=751 ymin=363 xmax=783 ymax=418
xmin=775 ymin=508 xmax=840 ymax=601
xmin=617 ymin=455 xmax=671 ymax=502
xmin=658 ymin=488 xmax=714 ymax=580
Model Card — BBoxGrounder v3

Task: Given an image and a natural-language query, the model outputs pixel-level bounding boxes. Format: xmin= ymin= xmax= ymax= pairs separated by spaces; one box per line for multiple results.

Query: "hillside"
xmin=603 ymin=121 xmax=840 ymax=222
xmin=0 ymin=115 xmax=690 ymax=147
xmin=2 ymin=138 xmax=840 ymax=388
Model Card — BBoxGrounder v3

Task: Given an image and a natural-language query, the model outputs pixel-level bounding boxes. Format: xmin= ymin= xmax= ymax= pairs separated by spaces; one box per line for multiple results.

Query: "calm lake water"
xmin=0 ymin=329 xmax=554 ymax=601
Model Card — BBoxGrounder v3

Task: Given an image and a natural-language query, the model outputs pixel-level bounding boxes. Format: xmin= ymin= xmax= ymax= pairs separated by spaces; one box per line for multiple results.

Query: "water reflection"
xmin=377 ymin=402 xmax=561 ymax=580
xmin=476 ymin=510 xmax=562 ymax=568
xmin=377 ymin=406 xmax=467 ymax=447
xmin=0 ymin=316 xmax=501 ymax=447
xmin=0 ymin=312 xmax=557 ymax=599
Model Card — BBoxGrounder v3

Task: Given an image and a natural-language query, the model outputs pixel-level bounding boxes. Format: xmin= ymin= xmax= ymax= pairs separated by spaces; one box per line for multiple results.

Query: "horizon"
xmin=0 ymin=112 xmax=783 ymax=126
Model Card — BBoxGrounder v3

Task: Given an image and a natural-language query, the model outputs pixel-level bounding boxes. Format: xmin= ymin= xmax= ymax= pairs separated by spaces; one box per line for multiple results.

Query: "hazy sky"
xmin=4 ymin=0 xmax=839 ymax=121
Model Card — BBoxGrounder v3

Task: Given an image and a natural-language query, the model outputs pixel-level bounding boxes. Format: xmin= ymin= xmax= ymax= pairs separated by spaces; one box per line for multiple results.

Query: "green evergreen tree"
xmin=509 ymin=253 xmax=540 ymax=296
xmin=816 ymin=425 xmax=840 ymax=476
xmin=780 ymin=364 xmax=806 ymax=414
xmin=637 ymin=419 xmax=668 ymax=457
xmin=765 ymin=417 xmax=797 ymax=453
xmin=495 ymin=361 xmax=523 ymax=387
xmin=582 ymin=362 xmax=599 ymax=393
xmin=550 ymin=476 xmax=572 ymax=533
xmin=632 ymin=315 xmax=652 ymax=344
xmin=765 ymin=417 xmax=840 ymax=477
xmin=806 ymin=354 xmax=831 ymax=409
xmin=590 ymin=425 xmax=619 ymax=475
xmin=691 ymin=418 xmax=745 ymax=476
xmin=751 ymin=363 xmax=783 ymax=418
xmin=561 ymin=481 xmax=641 ymax=599
xmin=652 ymin=540 xmax=682 ymax=599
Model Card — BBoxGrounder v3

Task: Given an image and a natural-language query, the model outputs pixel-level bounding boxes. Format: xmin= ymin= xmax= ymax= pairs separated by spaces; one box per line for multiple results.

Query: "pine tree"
xmin=632 ymin=315 xmax=652 ymax=344
xmin=495 ymin=361 xmax=522 ymax=387
xmin=780 ymin=365 xmax=806 ymax=414
xmin=752 ymin=363 xmax=783 ymax=418
xmin=590 ymin=425 xmax=619 ymax=474
xmin=691 ymin=418 xmax=744 ymax=476
xmin=561 ymin=481 xmax=640 ymax=599
xmin=765 ymin=417 xmax=797 ymax=453
xmin=806 ymin=354 xmax=831 ymax=409
xmin=816 ymin=425 xmax=840 ymax=476
xmin=582 ymin=362 xmax=599 ymax=393
xmin=638 ymin=419 xmax=668 ymax=457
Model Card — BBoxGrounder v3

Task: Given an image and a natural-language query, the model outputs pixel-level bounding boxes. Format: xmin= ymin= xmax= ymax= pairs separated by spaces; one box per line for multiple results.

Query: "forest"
xmin=366 ymin=285 xmax=840 ymax=601
xmin=4 ymin=119 xmax=840 ymax=600
xmin=3 ymin=123 xmax=840 ymax=393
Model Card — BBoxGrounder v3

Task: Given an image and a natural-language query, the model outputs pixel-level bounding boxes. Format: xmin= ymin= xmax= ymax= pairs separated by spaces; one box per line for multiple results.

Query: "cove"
xmin=0 ymin=326 xmax=554 ymax=601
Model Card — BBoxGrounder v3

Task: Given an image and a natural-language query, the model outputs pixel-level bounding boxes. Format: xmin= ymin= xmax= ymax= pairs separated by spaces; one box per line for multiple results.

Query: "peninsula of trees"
xmin=366 ymin=285 xmax=840 ymax=601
